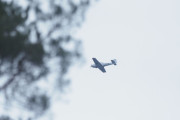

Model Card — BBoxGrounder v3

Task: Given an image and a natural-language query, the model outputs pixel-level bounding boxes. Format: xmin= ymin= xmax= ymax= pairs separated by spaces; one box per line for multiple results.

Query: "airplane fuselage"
xmin=91 ymin=62 xmax=110 ymax=68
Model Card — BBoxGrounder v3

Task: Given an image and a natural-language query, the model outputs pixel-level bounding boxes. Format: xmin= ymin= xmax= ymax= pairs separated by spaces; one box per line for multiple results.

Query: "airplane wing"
xmin=92 ymin=58 xmax=101 ymax=65
xmin=99 ymin=67 xmax=106 ymax=73
xmin=92 ymin=58 xmax=106 ymax=73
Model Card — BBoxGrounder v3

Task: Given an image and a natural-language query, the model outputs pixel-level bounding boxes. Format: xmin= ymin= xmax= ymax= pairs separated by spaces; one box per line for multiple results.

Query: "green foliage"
xmin=0 ymin=1 xmax=27 ymax=60
xmin=0 ymin=0 xmax=91 ymax=119
xmin=27 ymin=94 xmax=49 ymax=113
xmin=0 ymin=116 xmax=12 ymax=120
xmin=25 ymin=42 xmax=45 ymax=65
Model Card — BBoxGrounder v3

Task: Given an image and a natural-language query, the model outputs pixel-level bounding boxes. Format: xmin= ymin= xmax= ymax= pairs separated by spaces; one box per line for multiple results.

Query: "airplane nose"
xmin=91 ymin=65 xmax=95 ymax=68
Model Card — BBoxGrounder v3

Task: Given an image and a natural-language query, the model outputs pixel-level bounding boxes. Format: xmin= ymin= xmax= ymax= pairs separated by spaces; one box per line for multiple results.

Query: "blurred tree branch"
xmin=0 ymin=56 xmax=25 ymax=90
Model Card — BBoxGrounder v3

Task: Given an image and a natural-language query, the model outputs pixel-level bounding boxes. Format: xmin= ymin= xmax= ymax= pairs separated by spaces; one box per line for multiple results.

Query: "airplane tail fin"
xmin=111 ymin=59 xmax=117 ymax=65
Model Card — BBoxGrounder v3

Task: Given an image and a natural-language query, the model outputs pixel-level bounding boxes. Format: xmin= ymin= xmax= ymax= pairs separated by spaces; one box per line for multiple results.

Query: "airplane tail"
xmin=111 ymin=59 xmax=117 ymax=65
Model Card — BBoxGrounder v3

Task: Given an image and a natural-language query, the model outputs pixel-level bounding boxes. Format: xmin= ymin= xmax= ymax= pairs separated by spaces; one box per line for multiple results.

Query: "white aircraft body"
xmin=91 ymin=58 xmax=117 ymax=73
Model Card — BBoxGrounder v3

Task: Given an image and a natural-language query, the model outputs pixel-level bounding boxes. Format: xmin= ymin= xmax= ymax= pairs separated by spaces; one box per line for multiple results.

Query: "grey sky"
xmin=51 ymin=0 xmax=180 ymax=120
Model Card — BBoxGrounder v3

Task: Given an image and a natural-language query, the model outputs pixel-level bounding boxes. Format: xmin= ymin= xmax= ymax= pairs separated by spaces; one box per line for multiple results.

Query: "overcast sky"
xmin=51 ymin=0 xmax=180 ymax=120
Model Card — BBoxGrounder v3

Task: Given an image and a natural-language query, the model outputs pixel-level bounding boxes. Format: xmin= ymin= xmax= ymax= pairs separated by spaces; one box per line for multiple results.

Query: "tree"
xmin=0 ymin=0 xmax=91 ymax=119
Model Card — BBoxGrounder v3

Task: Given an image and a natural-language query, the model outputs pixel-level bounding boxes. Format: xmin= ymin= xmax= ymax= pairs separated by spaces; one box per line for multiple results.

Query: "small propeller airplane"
xmin=91 ymin=58 xmax=117 ymax=73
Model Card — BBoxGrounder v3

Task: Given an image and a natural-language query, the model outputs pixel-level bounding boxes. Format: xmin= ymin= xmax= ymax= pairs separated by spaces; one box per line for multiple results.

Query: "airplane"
xmin=91 ymin=58 xmax=117 ymax=73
